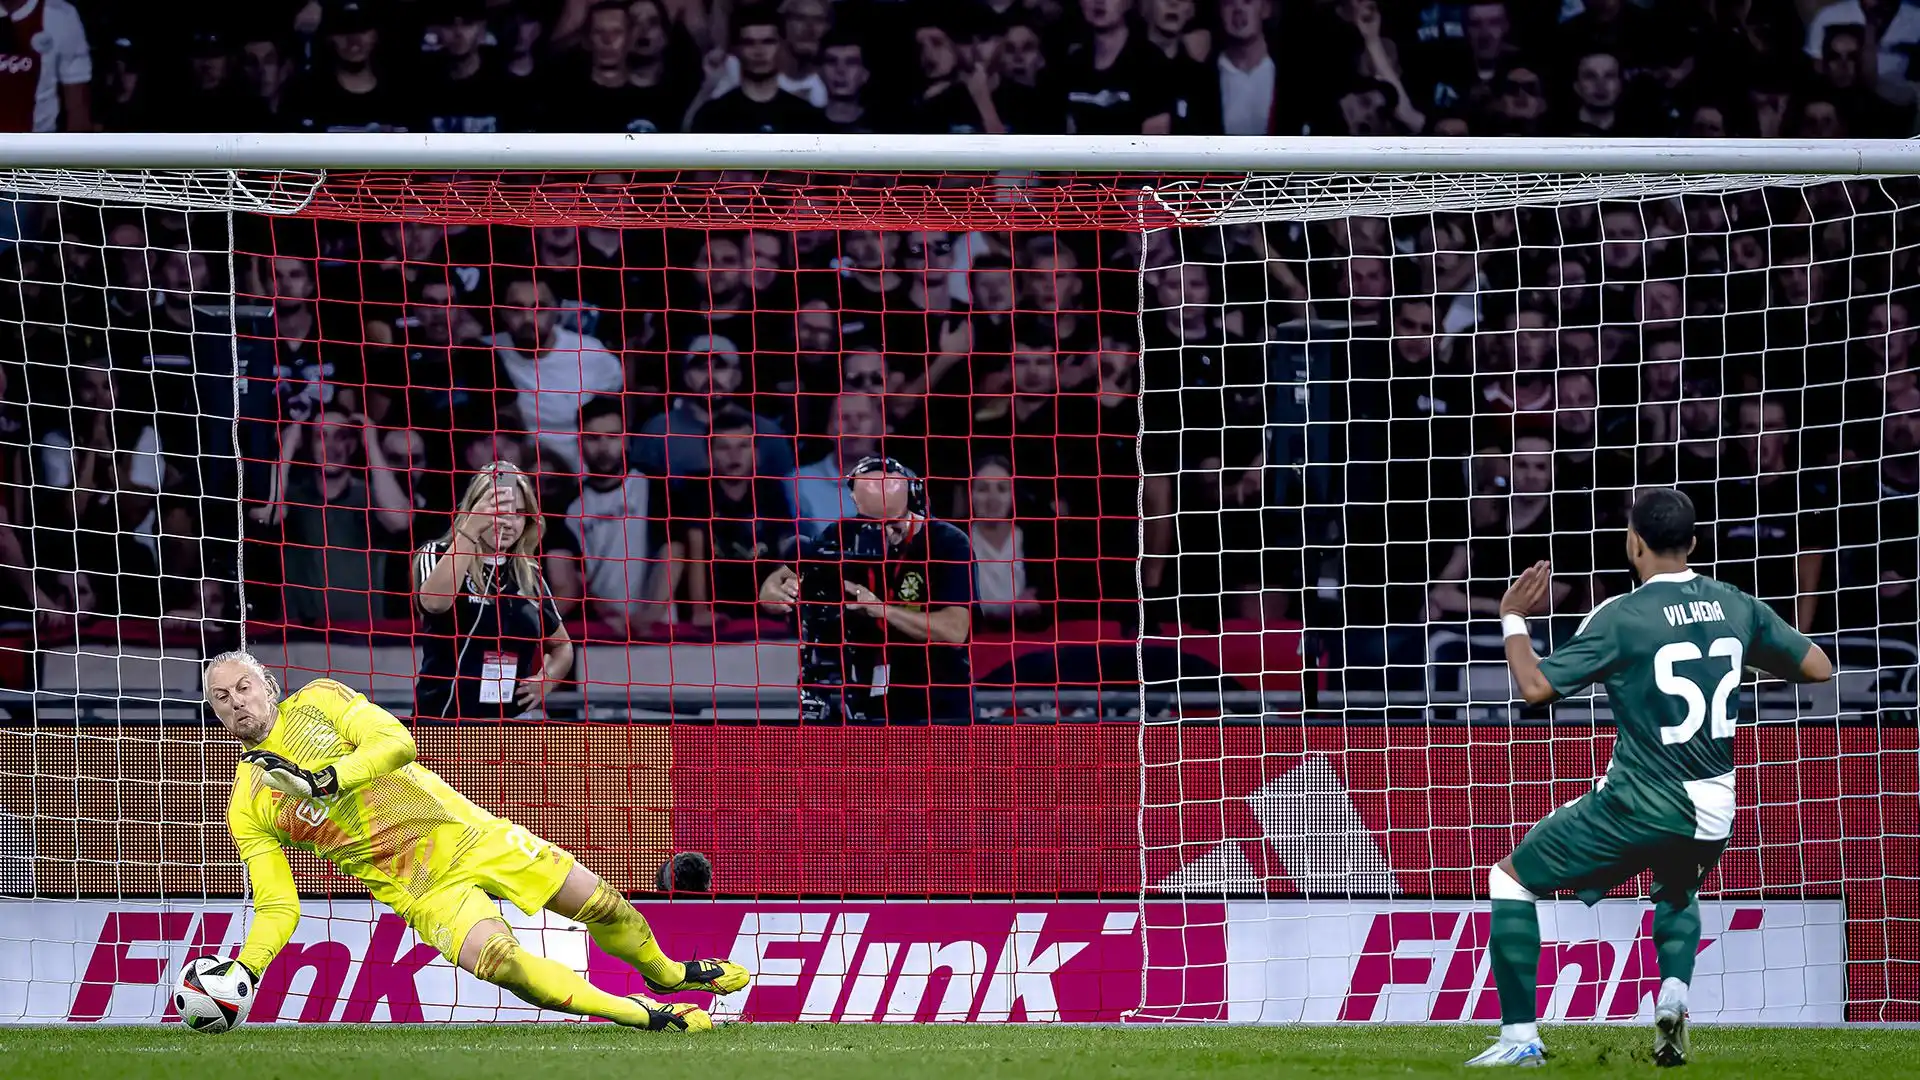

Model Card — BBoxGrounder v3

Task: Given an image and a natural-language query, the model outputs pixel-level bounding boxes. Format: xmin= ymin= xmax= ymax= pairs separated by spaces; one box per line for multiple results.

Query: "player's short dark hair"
xmin=734 ymin=4 xmax=780 ymax=38
xmin=578 ymin=395 xmax=623 ymax=429
xmin=710 ymin=402 xmax=758 ymax=435
xmin=656 ymin=851 xmax=712 ymax=893
xmin=1630 ymin=488 xmax=1696 ymax=556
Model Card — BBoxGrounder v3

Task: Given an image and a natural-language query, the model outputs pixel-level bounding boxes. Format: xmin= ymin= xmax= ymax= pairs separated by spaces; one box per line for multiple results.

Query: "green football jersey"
xmin=1536 ymin=569 xmax=1815 ymax=840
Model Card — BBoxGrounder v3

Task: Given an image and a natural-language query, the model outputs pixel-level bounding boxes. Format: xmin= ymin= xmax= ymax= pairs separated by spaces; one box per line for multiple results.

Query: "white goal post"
xmin=0 ymin=135 xmax=1910 ymax=1026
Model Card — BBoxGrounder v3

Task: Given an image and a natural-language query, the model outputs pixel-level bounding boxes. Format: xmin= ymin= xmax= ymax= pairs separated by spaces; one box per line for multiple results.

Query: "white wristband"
xmin=1502 ymin=613 xmax=1530 ymax=640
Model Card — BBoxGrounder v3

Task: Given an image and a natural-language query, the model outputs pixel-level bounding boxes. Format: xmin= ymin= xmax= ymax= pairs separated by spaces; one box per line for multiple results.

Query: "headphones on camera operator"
xmin=845 ymin=455 xmax=926 ymax=545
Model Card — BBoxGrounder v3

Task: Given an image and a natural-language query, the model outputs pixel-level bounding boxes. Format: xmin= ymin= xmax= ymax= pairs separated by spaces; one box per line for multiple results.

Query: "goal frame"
xmin=2 ymin=133 xmax=1920 ymax=174
xmin=0 ymin=134 xmax=1909 ymax=1025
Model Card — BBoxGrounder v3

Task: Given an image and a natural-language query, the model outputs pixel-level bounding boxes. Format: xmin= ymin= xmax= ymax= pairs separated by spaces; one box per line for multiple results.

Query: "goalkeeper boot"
xmin=1653 ymin=1001 xmax=1690 ymax=1067
xmin=1464 ymin=1037 xmax=1547 ymax=1067
xmin=626 ymin=994 xmax=713 ymax=1032
xmin=643 ymin=959 xmax=751 ymax=996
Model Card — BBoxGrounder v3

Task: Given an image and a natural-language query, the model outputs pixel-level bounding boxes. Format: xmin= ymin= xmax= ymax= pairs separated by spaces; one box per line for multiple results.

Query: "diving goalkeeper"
xmin=203 ymin=650 xmax=748 ymax=1031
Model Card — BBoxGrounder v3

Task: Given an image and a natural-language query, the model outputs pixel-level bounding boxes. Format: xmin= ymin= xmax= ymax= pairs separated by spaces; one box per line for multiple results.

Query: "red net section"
xmin=298 ymin=171 xmax=1231 ymax=231
xmin=237 ymin=169 xmax=1172 ymax=717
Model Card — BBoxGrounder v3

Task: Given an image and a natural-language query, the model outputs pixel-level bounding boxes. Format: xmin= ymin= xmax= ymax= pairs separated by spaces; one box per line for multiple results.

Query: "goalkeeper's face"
xmin=206 ymin=660 xmax=278 ymax=747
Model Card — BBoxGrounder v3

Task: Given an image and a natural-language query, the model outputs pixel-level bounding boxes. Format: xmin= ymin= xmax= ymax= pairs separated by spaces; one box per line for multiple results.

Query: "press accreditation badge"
xmin=480 ymin=651 xmax=518 ymax=704
xmin=869 ymin=664 xmax=889 ymax=698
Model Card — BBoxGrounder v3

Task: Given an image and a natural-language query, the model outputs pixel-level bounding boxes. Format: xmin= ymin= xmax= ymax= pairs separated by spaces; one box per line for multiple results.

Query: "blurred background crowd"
xmin=11 ymin=0 xmax=1920 ymax=139
xmin=0 ymin=0 xmax=1913 ymax=703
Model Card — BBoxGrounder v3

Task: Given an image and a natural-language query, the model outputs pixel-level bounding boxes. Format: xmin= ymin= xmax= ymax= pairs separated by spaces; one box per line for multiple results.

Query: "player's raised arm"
xmin=1499 ymin=561 xmax=1562 ymax=706
xmin=1748 ymin=594 xmax=1835 ymax=684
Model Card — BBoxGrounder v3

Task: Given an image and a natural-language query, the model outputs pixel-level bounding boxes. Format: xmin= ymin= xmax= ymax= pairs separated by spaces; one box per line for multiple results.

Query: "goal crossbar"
xmin=1 ymin=133 xmax=1918 ymax=174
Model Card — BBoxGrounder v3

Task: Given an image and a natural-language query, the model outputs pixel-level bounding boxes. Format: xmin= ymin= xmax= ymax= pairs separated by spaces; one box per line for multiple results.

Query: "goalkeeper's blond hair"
xmin=203 ymin=650 xmax=282 ymax=705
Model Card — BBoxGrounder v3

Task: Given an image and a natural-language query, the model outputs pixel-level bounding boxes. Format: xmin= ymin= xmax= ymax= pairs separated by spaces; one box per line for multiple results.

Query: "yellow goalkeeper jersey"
xmin=228 ymin=678 xmax=499 ymax=974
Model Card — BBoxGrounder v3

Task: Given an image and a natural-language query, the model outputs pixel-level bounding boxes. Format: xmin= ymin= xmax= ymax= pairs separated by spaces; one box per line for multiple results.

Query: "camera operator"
xmin=758 ymin=456 xmax=974 ymax=724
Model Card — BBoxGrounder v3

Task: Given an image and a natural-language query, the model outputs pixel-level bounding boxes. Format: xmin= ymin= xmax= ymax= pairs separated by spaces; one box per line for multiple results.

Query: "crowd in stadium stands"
xmin=0 ymin=0 xmax=1912 ymax=695
xmin=7 ymin=0 xmax=1918 ymax=139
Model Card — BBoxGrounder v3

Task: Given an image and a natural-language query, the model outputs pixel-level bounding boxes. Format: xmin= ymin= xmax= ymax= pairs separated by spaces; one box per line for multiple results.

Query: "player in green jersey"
xmin=1466 ymin=488 xmax=1833 ymax=1068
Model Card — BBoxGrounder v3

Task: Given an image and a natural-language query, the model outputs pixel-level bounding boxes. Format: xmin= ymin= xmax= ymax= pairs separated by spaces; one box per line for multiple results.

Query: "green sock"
xmin=1652 ymin=896 xmax=1702 ymax=985
xmin=1490 ymin=899 xmax=1542 ymax=1026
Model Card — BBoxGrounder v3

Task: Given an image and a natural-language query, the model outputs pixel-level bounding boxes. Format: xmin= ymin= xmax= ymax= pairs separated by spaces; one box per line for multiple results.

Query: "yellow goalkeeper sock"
xmin=574 ymin=879 xmax=684 ymax=988
xmin=475 ymin=931 xmax=655 ymax=1027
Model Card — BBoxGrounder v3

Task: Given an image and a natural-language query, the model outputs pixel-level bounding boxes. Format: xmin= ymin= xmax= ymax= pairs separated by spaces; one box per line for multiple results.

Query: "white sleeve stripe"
xmin=1572 ymin=592 xmax=1626 ymax=639
xmin=414 ymin=544 xmax=443 ymax=587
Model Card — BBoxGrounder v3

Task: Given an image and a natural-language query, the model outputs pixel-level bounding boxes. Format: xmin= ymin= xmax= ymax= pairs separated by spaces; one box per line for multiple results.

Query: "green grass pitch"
xmin=7 ymin=1024 xmax=1919 ymax=1079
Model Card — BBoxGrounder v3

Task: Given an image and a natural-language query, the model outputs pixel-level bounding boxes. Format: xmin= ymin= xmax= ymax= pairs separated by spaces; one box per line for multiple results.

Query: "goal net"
xmin=0 ymin=141 xmax=1912 ymax=1025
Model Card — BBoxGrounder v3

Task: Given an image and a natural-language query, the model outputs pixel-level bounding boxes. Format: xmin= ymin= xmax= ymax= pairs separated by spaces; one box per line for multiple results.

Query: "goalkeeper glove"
xmin=239 ymin=750 xmax=339 ymax=799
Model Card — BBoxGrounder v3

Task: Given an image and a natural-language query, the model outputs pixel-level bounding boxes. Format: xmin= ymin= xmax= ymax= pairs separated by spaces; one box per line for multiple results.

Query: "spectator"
xmin=375 ymin=276 xmax=508 ymax=434
xmin=1567 ymin=51 xmax=1627 ymax=136
xmin=1813 ymin=24 xmax=1909 ymax=135
xmin=1836 ymin=389 xmax=1920 ymax=635
xmin=677 ymin=404 xmax=799 ymax=624
xmin=549 ymin=396 xmax=676 ymax=637
xmin=500 ymin=3 xmax=548 ymax=95
xmin=168 ymin=31 xmax=269 ymax=131
xmin=1715 ymin=394 xmax=1834 ymax=630
xmin=0 ymin=0 xmax=90 ymax=132
xmin=1560 ymin=0 xmax=1663 ymax=70
xmin=819 ymin=29 xmax=880 ymax=132
xmin=634 ymin=334 xmax=794 ymax=477
xmin=287 ymin=0 xmax=409 ymax=132
xmin=1214 ymin=0 xmax=1277 ymax=135
xmin=688 ymin=6 xmax=825 ymax=133
xmin=239 ymin=30 xmax=294 ymax=127
xmin=1061 ymin=0 xmax=1174 ymax=135
xmin=490 ymin=273 xmax=623 ymax=476
xmin=792 ymin=391 xmax=887 ymax=537
xmin=1485 ymin=61 xmax=1549 ymax=135
xmin=36 ymin=358 xmax=161 ymax=618
xmin=1804 ymin=0 xmax=1920 ymax=99
xmin=1351 ymin=1 xmax=1429 ymax=134
xmin=420 ymin=0 xmax=511 ymax=132
xmin=276 ymin=409 xmax=399 ymax=626
xmin=413 ymin=462 xmax=573 ymax=720
xmin=966 ymin=455 xmax=1045 ymax=623
xmin=1418 ymin=0 xmax=1516 ymax=114
xmin=1427 ymin=436 xmax=1591 ymax=623
xmin=1139 ymin=0 xmax=1221 ymax=133
xmin=995 ymin=16 xmax=1066 ymax=132
xmin=907 ymin=13 xmax=1008 ymax=135
xmin=573 ymin=1 xmax=690 ymax=133
xmin=696 ymin=0 xmax=831 ymax=112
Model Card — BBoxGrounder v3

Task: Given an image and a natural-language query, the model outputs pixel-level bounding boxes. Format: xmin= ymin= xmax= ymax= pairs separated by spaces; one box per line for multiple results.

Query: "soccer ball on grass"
xmin=174 ymin=956 xmax=255 ymax=1033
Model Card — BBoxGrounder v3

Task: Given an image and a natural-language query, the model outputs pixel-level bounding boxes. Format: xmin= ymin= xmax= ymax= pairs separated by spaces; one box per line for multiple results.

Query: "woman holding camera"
xmin=413 ymin=462 xmax=573 ymax=720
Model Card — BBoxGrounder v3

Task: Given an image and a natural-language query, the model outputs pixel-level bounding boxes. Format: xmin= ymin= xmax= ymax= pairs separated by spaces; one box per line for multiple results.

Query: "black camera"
xmin=795 ymin=523 xmax=888 ymax=722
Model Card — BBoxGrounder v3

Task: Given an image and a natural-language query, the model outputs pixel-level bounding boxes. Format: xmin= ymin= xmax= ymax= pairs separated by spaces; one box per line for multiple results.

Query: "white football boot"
xmin=1653 ymin=1001 xmax=1690 ymax=1067
xmin=1465 ymin=1037 xmax=1547 ymax=1067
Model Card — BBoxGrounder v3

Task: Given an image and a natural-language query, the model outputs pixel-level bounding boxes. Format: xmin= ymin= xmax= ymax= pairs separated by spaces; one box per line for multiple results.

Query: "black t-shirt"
xmin=804 ymin=518 xmax=975 ymax=722
xmin=570 ymin=72 xmax=695 ymax=134
xmin=1060 ymin=33 xmax=1175 ymax=135
xmin=675 ymin=476 xmax=799 ymax=611
xmin=287 ymin=72 xmax=415 ymax=132
xmin=417 ymin=57 xmax=516 ymax=133
xmin=689 ymin=87 xmax=824 ymax=134
xmin=909 ymin=82 xmax=990 ymax=134
xmin=1712 ymin=471 xmax=1836 ymax=622
xmin=412 ymin=541 xmax=565 ymax=720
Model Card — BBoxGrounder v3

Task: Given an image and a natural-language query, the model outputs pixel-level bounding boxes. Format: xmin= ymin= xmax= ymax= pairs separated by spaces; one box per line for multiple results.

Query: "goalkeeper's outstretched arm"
xmin=229 ymin=799 xmax=301 ymax=978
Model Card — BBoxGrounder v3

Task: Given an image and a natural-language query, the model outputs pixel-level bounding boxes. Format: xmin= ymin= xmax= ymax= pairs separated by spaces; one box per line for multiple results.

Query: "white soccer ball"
xmin=174 ymin=956 xmax=255 ymax=1033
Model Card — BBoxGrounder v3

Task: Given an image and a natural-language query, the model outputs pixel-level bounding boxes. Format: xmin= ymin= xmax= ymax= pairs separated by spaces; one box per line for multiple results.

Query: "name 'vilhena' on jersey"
xmin=1536 ymin=570 xmax=1817 ymax=842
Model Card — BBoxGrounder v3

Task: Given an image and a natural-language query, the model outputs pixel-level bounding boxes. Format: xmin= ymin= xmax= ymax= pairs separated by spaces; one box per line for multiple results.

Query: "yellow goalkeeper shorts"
xmin=403 ymin=820 xmax=577 ymax=964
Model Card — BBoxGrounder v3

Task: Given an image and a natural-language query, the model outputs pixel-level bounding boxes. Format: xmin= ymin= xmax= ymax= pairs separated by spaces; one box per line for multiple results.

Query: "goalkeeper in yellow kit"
xmin=203 ymin=650 xmax=748 ymax=1030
